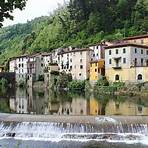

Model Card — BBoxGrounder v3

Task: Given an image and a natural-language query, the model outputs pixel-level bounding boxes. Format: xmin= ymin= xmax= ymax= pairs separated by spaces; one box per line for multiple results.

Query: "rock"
xmin=6 ymin=133 xmax=15 ymax=137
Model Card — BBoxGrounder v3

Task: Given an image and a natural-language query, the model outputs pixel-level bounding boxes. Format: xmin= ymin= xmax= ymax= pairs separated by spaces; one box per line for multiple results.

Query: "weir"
xmin=0 ymin=114 xmax=148 ymax=145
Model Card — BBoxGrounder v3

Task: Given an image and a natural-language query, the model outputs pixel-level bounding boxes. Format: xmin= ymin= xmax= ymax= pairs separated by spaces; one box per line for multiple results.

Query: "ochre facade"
xmin=90 ymin=59 xmax=105 ymax=81
xmin=106 ymin=67 xmax=148 ymax=83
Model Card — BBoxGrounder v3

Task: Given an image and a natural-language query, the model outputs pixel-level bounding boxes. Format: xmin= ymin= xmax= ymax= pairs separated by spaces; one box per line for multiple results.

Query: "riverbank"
xmin=0 ymin=113 xmax=148 ymax=124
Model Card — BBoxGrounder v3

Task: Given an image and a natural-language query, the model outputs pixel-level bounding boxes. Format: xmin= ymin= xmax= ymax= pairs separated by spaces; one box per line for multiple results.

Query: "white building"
xmin=105 ymin=43 xmax=148 ymax=83
xmin=89 ymin=43 xmax=107 ymax=61
xmin=58 ymin=47 xmax=93 ymax=80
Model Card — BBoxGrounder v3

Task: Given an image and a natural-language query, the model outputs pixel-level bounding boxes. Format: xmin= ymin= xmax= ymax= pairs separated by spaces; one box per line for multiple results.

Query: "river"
xmin=0 ymin=87 xmax=148 ymax=147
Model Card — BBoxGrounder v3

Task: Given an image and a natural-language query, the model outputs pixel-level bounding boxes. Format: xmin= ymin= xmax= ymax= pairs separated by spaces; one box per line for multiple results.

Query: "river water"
xmin=0 ymin=87 xmax=148 ymax=147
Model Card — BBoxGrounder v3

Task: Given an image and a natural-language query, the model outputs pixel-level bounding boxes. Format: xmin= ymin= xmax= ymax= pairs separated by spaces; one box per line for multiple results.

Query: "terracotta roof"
xmin=90 ymin=59 xmax=105 ymax=63
xmin=104 ymin=43 xmax=148 ymax=49
xmin=58 ymin=48 xmax=92 ymax=55
xmin=124 ymin=34 xmax=148 ymax=40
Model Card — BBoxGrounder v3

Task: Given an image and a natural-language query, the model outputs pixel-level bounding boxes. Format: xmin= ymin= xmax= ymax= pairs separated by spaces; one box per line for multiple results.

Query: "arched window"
xmin=137 ymin=74 xmax=142 ymax=80
xmin=115 ymin=74 xmax=119 ymax=81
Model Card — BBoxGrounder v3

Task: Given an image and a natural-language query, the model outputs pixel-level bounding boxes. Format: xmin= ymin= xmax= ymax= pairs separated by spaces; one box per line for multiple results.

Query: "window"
xmin=123 ymin=58 xmax=126 ymax=63
xmin=141 ymin=58 xmax=144 ymax=66
xmin=41 ymin=63 xmax=44 ymax=67
xmin=146 ymin=60 xmax=148 ymax=66
xmin=80 ymin=59 xmax=82 ymax=63
xmin=116 ymin=49 xmax=118 ymax=54
xmin=115 ymin=74 xmax=119 ymax=81
xmin=22 ymin=64 xmax=24 ymax=67
xmin=123 ymin=48 xmax=126 ymax=53
xmin=79 ymin=73 xmax=81 ymax=76
xmin=134 ymin=58 xmax=137 ymax=66
xmin=109 ymin=59 xmax=112 ymax=64
xmin=141 ymin=40 xmax=144 ymax=44
xmin=95 ymin=69 xmax=97 ymax=72
xmin=80 ymin=65 xmax=83 ymax=69
xmin=141 ymin=49 xmax=143 ymax=54
xmin=109 ymin=50 xmax=111 ymax=55
xmin=135 ymin=48 xmax=137 ymax=53
xmin=137 ymin=74 xmax=142 ymax=80
xmin=80 ymin=52 xmax=82 ymax=55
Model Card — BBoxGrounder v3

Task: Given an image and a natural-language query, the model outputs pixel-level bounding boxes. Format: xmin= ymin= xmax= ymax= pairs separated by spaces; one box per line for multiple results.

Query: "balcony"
xmin=112 ymin=64 xmax=122 ymax=69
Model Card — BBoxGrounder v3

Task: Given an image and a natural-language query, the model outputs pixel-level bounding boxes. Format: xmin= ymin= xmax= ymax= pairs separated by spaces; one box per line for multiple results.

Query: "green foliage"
xmin=68 ymin=80 xmax=86 ymax=91
xmin=112 ymin=82 xmax=125 ymax=88
xmin=0 ymin=78 xmax=8 ymax=87
xmin=0 ymin=0 xmax=148 ymax=64
xmin=0 ymin=0 xmax=27 ymax=27
xmin=56 ymin=72 xmax=72 ymax=89
xmin=95 ymin=77 xmax=109 ymax=87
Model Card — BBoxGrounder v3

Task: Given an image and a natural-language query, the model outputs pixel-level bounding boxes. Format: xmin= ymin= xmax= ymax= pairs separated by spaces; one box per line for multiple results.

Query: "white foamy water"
xmin=0 ymin=122 xmax=148 ymax=145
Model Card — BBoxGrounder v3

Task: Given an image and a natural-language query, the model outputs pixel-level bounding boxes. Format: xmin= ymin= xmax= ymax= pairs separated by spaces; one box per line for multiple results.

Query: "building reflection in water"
xmin=8 ymin=88 xmax=148 ymax=116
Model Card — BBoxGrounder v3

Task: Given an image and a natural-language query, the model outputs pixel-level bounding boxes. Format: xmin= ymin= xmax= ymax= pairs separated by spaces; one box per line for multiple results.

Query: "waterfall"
xmin=0 ymin=121 xmax=148 ymax=145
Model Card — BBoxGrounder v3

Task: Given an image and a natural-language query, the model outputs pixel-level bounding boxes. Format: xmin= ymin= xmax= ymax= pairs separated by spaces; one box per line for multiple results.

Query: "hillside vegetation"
xmin=0 ymin=0 xmax=147 ymax=65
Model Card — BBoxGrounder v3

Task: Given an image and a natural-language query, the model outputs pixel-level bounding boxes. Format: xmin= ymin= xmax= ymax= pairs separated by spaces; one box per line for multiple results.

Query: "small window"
xmin=141 ymin=58 xmax=144 ymax=66
xmin=41 ymin=63 xmax=44 ymax=67
xmin=141 ymin=40 xmax=144 ymax=44
xmin=116 ymin=49 xmax=118 ymax=54
xmin=134 ymin=58 xmax=137 ymax=66
xmin=109 ymin=59 xmax=112 ymax=64
xmin=123 ymin=58 xmax=126 ymax=64
xmin=123 ymin=48 xmax=126 ymax=53
xmin=146 ymin=60 xmax=148 ymax=66
xmin=80 ymin=59 xmax=82 ymax=63
xmin=109 ymin=50 xmax=111 ymax=55
xmin=79 ymin=73 xmax=81 ymax=76
xmin=141 ymin=49 xmax=143 ymax=54
xmin=80 ymin=65 xmax=83 ymax=69
xmin=115 ymin=74 xmax=119 ymax=81
xmin=135 ymin=48 xmax=137 ymax=53
xmin=137 ymin=74 xmax=142 ymax=80
xmin=80 ymin=52 xmax=82 ymax=55
xmin=95 ymin=69 xmax=97 ymax=72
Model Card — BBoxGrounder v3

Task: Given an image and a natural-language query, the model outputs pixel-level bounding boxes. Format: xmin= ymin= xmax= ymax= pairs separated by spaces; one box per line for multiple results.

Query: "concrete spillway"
xmin=0 ymin=113 xmax=148 ymax=146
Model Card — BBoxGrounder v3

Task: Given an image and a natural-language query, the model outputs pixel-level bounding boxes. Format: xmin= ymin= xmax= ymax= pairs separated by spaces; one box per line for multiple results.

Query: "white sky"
xmin=3 ymin=0 xmax=68 ymax=27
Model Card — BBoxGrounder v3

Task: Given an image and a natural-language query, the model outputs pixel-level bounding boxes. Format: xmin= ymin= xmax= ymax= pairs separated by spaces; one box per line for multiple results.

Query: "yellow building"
xmin=90 ymin=59 xmax=105 ymax=81
xmin=0 ymin=66 xmax=5 ymax=72
xmin=105 ymin=43 xmax=148 ymax=83
xmin=124 ymin=34 xmax=148 ymax=46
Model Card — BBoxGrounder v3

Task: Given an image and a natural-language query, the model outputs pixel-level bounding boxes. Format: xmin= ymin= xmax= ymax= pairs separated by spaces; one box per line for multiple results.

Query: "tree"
xmin=0 ymin=0 xmax=27 ymax=27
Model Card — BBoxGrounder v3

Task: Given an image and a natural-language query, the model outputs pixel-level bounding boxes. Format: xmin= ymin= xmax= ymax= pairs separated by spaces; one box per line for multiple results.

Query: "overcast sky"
xmin=3 ymin=0 xmax=68 ymax=27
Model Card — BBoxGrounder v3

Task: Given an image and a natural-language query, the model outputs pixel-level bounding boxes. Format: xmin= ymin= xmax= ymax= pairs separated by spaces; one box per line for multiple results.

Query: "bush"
xmin=0 ymin=78 xmax=8 ymax=87
xmin=95 ymin=77 xmax=109 ymax=87
xmin=68 ymin=80 xmax=85 ymax=91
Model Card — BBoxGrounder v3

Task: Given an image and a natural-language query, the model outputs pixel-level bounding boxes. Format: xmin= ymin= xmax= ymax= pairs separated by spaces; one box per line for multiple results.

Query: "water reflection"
xmin=0 ymin=87 xmax=148 ymax=116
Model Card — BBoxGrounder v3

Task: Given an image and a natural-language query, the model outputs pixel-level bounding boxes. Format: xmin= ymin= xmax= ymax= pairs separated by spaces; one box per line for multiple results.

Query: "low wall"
xmin=0 ymin=113 xmax=148 ymax=125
